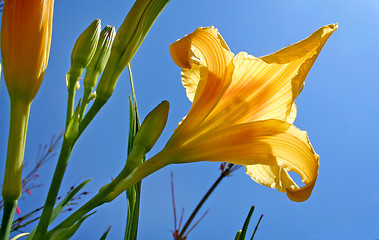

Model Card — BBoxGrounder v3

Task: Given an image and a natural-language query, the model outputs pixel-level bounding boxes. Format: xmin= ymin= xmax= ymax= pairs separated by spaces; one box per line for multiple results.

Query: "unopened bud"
xmin=84 ymin=25 xmax=116 ymax=90
xmin=68 ymin=19 xmax=101 ymax=89
xmin=134 ymin=101 xmax=170 ymax=153
xmin=95 ymin=0 xmax=170 ymax=103
xmin=1 ymin=0 xmax=54 ymax=102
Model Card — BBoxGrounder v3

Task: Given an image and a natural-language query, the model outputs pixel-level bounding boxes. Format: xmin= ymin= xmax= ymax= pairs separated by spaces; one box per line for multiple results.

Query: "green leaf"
xmin=25 ymin=179 xmax=91 ymax=240
xmin=99 ymin=226 xmax=112 ymax=240
xmin=234 ymin=230 xmax=242 ymax=240
xmin=127 ymin=96 xmax=137 ymax=155
xmin=124 ymin=63 xmax=143 ymax=240
xmin=46 ymin=212 xmax=95 ymax=240
xmin=125 ymin=183 xmax=141 ymax=240
xmin=10 ymin=233 xmax=29 ymax=240
xmin=250 ymin=214 xmax=263 ymax=240
xmin=238 ymin=206 xmax=255 ymax=240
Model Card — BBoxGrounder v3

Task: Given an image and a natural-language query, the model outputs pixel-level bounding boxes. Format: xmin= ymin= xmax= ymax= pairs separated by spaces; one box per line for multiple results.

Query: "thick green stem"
xmin=0 ymin=200 xmax=17 ymax=240
xmin=2 ymin=100 xmax=31 ymax=200
xmin=0 ymin=99 xmax=30 ymax=240
xmin=32 ymin=137 xmax=73 ymax=239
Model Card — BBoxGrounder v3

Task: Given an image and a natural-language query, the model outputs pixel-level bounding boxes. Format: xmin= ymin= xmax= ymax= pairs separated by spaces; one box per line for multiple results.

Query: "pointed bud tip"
xmin=134 ymin=100 xmax=170 ymax=153
xmin=69 ymin=19 xmax=102 ymax=81
xmin=83 ymin=25 xmax=116 ymax=90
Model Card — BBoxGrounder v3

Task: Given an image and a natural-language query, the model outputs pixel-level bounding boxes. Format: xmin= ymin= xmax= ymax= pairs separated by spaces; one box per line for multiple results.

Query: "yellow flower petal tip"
xmin=1 ymin=0 xmax=55 ymax=103
xmin=161 ymin=24 xmax=336 ymax=202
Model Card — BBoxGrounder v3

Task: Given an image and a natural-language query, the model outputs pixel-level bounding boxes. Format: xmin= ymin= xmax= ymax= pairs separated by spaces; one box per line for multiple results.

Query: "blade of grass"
xmin=99 ymin=226 xmax=112 ymax=240
xmin=238 ymin=206 xmax=255 ymax=240
xmin=250 ymin=214 xmax=263 ymax=240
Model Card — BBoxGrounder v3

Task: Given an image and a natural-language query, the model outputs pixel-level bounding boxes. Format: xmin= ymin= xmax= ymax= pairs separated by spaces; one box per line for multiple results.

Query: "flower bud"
xmin=68 ymin=19 xmax=101 ymax=89
xmin=134 ymin=100 xmax=170 ymax=153
xmin=84 ymin=25 xmax=116 ymax=91
xmin=1 ymin=0 xmax=54 ymax=103
xmin=234 ymin=230 xmax=242 ymax=240
xmin=95 ymin=0 xmax=170 ymax=103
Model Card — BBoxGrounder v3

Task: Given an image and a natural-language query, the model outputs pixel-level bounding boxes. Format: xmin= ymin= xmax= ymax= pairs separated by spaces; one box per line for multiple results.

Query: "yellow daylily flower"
xmin=164 ymin=24 xmax=337 ymax=202
xmin=1 ymin=0 xmax=54 ymax=103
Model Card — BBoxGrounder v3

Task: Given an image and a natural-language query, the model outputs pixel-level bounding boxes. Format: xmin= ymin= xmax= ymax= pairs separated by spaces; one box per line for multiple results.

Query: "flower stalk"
xmin=2 ymin=99 xmax=31 ymax=202
xmin=0 ymin=200 xmax=17 ymax=240
xmin=0 ymin=0 xmax=54 ymax=238
xmin=32 ymin=137 xmax=74 ymax=239
xmin=0 ymin=99 xmax=31 ymax=240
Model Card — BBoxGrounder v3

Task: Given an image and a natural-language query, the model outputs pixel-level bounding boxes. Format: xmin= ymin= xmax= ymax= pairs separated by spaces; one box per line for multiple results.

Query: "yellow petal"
xmin=173 ymin=119 xmax=318 ymax=202
xmin=246 ymin=163 xmax=299 ymax=193
xmin=243 ymin=122 xmax=319 ymax=202
xmin=200 ymin=24 xmax=337 ymax=130
xmin=169 ymin=27 xmax=234 ymax=138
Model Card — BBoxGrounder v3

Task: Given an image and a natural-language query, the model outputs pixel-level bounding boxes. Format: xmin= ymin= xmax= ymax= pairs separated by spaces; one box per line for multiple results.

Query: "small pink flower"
xmin=16 ymin=206 xmax=21 ymax=215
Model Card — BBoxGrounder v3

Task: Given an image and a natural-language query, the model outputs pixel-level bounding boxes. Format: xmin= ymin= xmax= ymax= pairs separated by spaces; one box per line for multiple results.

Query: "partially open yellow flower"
xmin=0 ymin=0 xmax=54 ymax=204
xmin=1 ymin=0 xmax=54 ymax=103
xmin=165 ymin=25 xmax=337 ymax=202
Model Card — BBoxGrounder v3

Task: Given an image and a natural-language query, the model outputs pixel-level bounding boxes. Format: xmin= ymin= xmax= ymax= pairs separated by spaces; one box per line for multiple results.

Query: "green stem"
xmin=79 ymin=88 xmax=92 ymax=119
xmin=66 ymin=85 xmax=76 ymax=127
xmin=32 ymin=137 xmax=73 ymax=239
xmin=0 ymin=201 xmax=17 ymax=240
xmin=2 ymin=100 xmax=31 ymax=200
xmin=78 ymin=99 xmax=105 ymax=137
xmin=32 ymin=90 xmax=106 ymax=239
xmin=0 ymin=99 xmax=31 ymax=240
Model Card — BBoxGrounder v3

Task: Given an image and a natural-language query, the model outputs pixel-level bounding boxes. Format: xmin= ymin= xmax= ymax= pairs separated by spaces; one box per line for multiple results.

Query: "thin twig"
xmin=176 ymin=163 xmax=240 ymax=239
xmin=171 ymin=172 xmax=178 ymax=232
xmin=182 ymin=209 xmax=209 ymax=239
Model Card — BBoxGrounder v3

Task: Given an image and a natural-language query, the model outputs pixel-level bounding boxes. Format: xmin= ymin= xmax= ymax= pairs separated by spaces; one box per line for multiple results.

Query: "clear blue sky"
xmin=1 ymin=0 xmax=379 ymax=239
